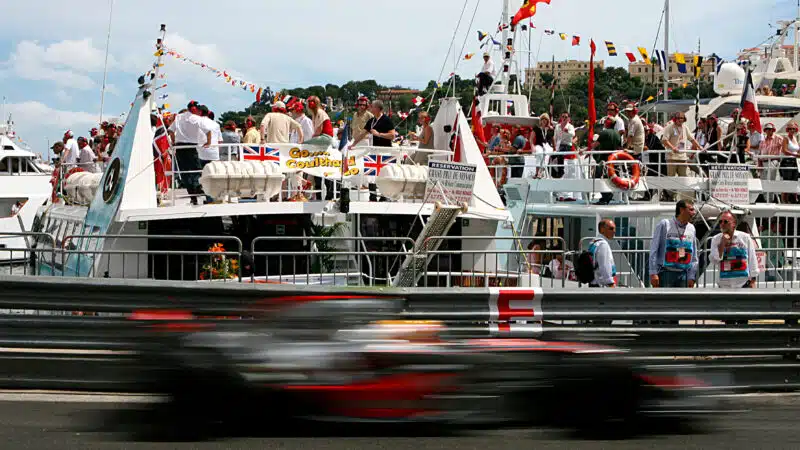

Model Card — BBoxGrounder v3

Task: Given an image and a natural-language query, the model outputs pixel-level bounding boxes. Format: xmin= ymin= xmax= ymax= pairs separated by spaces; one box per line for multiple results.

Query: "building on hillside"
xmin=628 ymin=53 xmax=716 ymax=86
xmin=377 ymin=89 xmax=421 ymax=101
xmin=738 ymin=45 xmax=797 ymax=70
xmin=525 ymin=60 xmax=604 ymax=89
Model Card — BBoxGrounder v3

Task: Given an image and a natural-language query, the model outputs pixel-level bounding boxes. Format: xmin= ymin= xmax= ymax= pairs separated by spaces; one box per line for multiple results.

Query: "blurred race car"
xmin=128 ymin=295 xmax=713 ymax=436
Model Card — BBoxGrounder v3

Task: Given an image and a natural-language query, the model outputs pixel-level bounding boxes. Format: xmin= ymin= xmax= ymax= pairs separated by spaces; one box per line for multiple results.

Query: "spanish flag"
xmin=511 ymin=0 xmax=551 ymax=27
xmin=605 ymin=41 xmax=617 ymax=56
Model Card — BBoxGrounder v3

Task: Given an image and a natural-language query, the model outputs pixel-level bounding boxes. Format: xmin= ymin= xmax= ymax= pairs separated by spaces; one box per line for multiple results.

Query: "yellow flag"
xmin=674 ymin=53 xmax=686 ymax=64
xmin=638 ymin=47 xmax=650 ymax=63
xmin=646 ymin=95 xmax=654 ymax=102
xmin=559 ymin=33 xmax=567 ymax=40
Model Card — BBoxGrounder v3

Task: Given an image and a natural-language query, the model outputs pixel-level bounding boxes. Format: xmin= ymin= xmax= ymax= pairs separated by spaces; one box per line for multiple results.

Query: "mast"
xmin=501 ymin=0 xmax=512 ymax=92
xmin=663 ymin=0 xmax=670 ymax=101
xmin=795 ymin=0 xmax=799 ymax=72
xmin=98 ymin=0 xmax=115 ymax=124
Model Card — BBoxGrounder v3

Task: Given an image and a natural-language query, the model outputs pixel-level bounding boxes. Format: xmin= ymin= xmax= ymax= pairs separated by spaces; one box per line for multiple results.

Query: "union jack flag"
xmin=242 ymin=145 xmax=280 ymax=162
xmin=363 ymin=154 xmax=396 ymax=176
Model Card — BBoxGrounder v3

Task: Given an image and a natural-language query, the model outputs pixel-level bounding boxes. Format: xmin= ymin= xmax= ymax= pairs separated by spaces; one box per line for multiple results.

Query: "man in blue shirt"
xmin=649 ymin=200 xmax=699 ymax=288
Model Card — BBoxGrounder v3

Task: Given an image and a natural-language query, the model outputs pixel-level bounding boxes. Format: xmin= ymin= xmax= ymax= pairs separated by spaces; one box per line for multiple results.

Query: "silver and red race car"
xmin=126 ymin=295 xmax=715 ymax=438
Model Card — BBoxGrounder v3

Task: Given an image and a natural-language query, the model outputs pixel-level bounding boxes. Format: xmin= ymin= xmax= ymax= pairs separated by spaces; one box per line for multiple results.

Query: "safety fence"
xmin=6 ymin=231 xmax=800 ymax=290
xmin=0 ymin=275 xmax=797 ymax=393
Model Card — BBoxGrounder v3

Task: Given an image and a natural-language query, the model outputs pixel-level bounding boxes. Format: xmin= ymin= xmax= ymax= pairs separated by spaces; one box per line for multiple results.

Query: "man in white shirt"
xmin=477 ymin=53 xmax=495 ymax=96
xmin=623 ymin=104 xmax=645 ymax=157
xmin=289 ymin=101 xmax=314 ymax=144
xmin=168 ymin=101 xmax=211 ymax=204
xmin=197 ymin=105 xmax=219 ymax=164
xmin=61 ymin=130 xmax=80 ymax=168
xmin=590 ymin=219 xmax=617 ymax=288
xmin=709 ymin=211 xmax=759 ymax=288
xmin=76 ymin=137 xmax=97 ymax=173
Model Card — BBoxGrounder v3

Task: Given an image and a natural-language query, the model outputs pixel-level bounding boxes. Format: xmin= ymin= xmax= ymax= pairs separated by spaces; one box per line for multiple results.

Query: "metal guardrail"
xmin=0 ymin=275 xmax=797 ymax=392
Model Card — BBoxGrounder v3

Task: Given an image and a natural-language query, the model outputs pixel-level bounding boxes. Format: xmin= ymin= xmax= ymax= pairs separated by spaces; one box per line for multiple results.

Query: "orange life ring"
xmin=606 ymin=151 xmax=640 ymax=190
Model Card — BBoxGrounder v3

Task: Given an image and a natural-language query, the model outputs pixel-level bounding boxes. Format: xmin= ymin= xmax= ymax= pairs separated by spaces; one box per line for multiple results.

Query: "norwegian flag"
xmin=243 ymin=145 xmax=280 ymax=162
xmin=363 ymin=154 xmax=397 ymax=176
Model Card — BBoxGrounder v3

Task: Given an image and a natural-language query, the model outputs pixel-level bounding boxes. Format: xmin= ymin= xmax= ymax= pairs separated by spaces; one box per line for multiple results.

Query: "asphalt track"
xmin=1 ymin=395 xmax=799 ymax=449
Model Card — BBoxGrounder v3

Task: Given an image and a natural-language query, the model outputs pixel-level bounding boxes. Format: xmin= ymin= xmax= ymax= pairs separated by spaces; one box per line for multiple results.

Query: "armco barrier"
xmin=0 ymin=275 xmax=798 ymax=392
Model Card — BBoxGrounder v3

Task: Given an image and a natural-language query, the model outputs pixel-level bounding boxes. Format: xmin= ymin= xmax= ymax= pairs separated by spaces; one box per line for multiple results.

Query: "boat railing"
xmin=8 ymin=232 xmax=800 ymax=289
xmin=250 ymin=236 xmax=414 ymax=287
xmin=60 ymin=234 xmax=244 ymax=281
xmin=0 ymin=231 xmax=57 ymax=276
xmin=485 ymin=148 xmax=800 ymax=195
xmin=159 ymin=143 xmax=447 ymax=206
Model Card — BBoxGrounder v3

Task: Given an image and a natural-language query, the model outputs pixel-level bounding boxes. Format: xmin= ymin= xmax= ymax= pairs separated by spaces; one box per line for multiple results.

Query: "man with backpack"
xmin=575 ymin=219 xmax=617 ymax=287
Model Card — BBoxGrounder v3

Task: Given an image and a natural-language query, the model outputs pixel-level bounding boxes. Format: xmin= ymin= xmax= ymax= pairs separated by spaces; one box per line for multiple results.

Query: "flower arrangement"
xmin=199 ymin=242 xmax=240 ymax=280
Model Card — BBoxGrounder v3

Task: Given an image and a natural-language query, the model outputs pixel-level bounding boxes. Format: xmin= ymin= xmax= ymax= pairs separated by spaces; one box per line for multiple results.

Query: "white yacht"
xmin=0 ymin=118 xmax=53 ymax=263
xmin=24 ymin=24 xmax=515 ymax=287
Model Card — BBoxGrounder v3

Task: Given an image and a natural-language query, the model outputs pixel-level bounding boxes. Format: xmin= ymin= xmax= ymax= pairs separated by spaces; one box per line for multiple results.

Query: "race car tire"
xmin=543 ymin=365 xmax=646 ymax=437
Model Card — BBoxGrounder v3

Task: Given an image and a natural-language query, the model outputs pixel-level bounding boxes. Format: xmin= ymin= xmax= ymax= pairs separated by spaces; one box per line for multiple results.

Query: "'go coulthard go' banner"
xmin=240 ymin=144 xmax=407 ymax=179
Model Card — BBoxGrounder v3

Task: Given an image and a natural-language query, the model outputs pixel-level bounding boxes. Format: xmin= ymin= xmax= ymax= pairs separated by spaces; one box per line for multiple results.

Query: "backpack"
xmin=575 ymin=240 xmax=601 ymax=284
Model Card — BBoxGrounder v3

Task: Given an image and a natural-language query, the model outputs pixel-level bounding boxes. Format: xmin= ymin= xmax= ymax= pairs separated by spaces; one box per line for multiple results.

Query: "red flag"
xmin=471 ymin=98 xmax=487 ymax=152
xmin=571 ymin=35 xmax=581 ymax=46
xmin=511 ymin=0 xmax=551 ymax=27
xmin=740 ymin=70 xmax=762 ymax=133
xmin=256 ymin=87 xmax=263 ymax=103
xmin=625 ymin=49 xmax=637 ymax=63
xmin=588 ymin=39 xmax=597 ymax=134
xmin=451 ymin=115 xmax=463 ymax=163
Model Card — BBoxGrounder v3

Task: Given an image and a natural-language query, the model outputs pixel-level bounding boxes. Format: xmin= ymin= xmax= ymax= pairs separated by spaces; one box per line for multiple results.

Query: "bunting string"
xmin=161 ymin=47 xmax=269 ymax=104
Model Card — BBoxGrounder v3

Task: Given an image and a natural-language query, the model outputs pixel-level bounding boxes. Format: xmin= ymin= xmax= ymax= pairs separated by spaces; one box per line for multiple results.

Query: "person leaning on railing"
xmin=661 ymin=113 xmax=701 ymax=179
xmin=649 ymin=199 xmax=699 ymax=289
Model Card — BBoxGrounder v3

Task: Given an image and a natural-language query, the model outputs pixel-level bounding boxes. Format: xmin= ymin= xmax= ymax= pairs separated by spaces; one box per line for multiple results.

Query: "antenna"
xmin=99 ymin=0 xmax=115 ymax=124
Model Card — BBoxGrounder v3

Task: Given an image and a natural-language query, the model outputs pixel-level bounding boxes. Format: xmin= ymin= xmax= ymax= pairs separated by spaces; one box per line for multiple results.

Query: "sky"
xmin=0 ymin=0 xmax=792 ymax=156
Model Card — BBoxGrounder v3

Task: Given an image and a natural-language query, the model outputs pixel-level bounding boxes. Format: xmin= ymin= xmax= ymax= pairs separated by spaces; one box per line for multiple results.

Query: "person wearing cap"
xmin=602 ymin=103 xmax=625 ymax=137
xmin=592 ymin=117 xmax=622 ymax=204
xmin=168 ymin=101 xmax=213 ymax=202
xmin=241 ymin=117 xmax=260 ymax=145
xmin=50 ymin=141 xmax=65 ymax=160
xmin=476 ymin=52 xmax=495 ymax=96
xmin=76 ymin=137 xmax=97 ymax=173
xmin=260 ymin=101 xmax=303 ymax=144
xmin=759 ymin=122 xmax=783 ymax=185
xmin=623 ymin=104 xmax=644 ymax=159
xmin=288 ymin=101 xmax=314 ymax=144
xmin=304 ymin=96 xmax=334 ymax=147
xmin=221 ymin=120 xmax=241 ymax=161
xmin=350 ymin=96 xmax=374 ymax=147
xmin=661 ymin=112 xmax=700 ymax=182
xmin=61 ymin=130 xmax=80 ymax=168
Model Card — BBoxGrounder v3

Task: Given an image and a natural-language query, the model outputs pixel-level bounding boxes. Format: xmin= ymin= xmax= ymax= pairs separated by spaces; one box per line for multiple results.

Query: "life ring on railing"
xmin=50 ymin=166 xmax=86 ymax=202
xmin=606 ymin=151 xmax=640 ymax=190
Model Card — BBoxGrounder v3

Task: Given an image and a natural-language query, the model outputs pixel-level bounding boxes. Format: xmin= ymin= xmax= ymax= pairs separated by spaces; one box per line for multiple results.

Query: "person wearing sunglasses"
xmin=709 ymin=211 xmax=759 ymax=288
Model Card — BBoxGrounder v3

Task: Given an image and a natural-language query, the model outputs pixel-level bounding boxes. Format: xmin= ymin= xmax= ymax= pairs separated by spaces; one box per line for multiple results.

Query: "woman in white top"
xmin=554 ymin=112 xmax=581 ymax=202
xmin=781 ymin=121 xmax=800 ymax=203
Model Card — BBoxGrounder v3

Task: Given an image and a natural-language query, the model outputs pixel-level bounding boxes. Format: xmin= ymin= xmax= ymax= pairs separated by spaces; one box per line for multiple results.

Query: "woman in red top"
xmin=305 ymin=96 xmax=334 ymax=147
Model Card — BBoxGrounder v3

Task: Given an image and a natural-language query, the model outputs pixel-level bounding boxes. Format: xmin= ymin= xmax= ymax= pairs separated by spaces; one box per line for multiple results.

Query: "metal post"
xmin=663 ymin=0 xmax=670 ymax=101
xmin=98 ymin=0 xmax=114 ymax=124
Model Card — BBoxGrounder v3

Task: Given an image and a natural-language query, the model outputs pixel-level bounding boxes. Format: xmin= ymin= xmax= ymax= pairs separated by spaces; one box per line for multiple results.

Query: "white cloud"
xmin=54 ymin=90 xmax=72 ymax=103
xmin=4 ymin=39 xmax=113 ymax=90
xmin=7 ymin=101 xmax=96 ymax=127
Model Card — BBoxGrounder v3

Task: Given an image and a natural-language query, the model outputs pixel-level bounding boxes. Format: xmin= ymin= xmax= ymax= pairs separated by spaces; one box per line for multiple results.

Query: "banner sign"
xmin=709 ymin=164 xmax=749 ymax=205
xmin=241 ymin=144 xmax=410 ymax=180
xmin=425 ymin=161 xmax=477 ymax=204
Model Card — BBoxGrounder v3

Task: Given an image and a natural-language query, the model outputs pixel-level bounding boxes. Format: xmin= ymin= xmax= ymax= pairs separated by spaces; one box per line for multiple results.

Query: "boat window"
xmin=0 ymin=157 xmax=7 ymax=174
xmin=488 ymin=99 xmax=502 ymax=114
xmin=507 ymin=101 xmax=516 ymax=116
xmin=3 ymin=146 xmax=13 ymax=151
